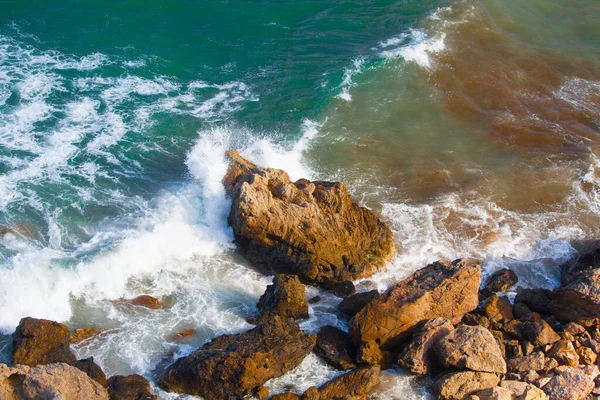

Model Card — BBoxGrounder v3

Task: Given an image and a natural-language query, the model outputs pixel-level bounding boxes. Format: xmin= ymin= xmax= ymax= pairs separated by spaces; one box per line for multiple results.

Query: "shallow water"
xmin=0 ymin=0 xmax=599 ymax=398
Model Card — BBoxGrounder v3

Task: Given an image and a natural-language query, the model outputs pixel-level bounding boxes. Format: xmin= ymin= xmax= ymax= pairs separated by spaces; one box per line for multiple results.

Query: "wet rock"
xmin=507 ymin=351 xmax=545 ymax=373
xmin=256 ymin=386 xmax=269 ymax=400
xmin=70 ymin=327 xmax=104 ymax=344
xmin=542 ymin=367 xmax=596 ymax=400
xmin=0 ymin=363 xmax=108 ymax=399
xmin=314 ymin=326 xmax=357 ymax=370
xmin=223 ymin=150 xmax=395 ymax=286
xmin=330 ymin=281 xmax=356 ymax=298
xmin=12 ymin=317 xmax=77 ymax=367
xmin=165 ymin=328 xmax=198 ymax=343
xmin=435 ymin=325 xmax=507 ymax=374
xmin=349 ymin=258 xmax=481 ymax=350
xmin=435 ymin=371 xmax=500 ymax=400
xmin=303 ymin=365 xmax=380 ymax=400
xmin=355 ymin=341 xmax=394 ymax=369
xmin=128 ymin=295 xmax=168 ymax=309
xmin=74 ymin=357 xmax=107 ymax=387
xmin=482 ymin=268 xmax=518 ymax=296
xmin=546 ymin=340 xmax=579 ymax=366
xmin=396 ymin=318 xmax=454 ymax=375
xmin=249 ymin=274 xmax=309 ymax=324
xmin=271 ymin=393 xmax=301 ymax=400
xmin=157 ymin=316 xmax=315 ymax=399
xmin=338 ymin=290 xmax=379 ymax=316
xmin=520 ymin=320 xmax=560 ymax=346
xmin=107 ymin=374 xmax=156 ymax=400
xmin=482 ymin=295 xmax=514 ymax=328
xmin=514 ymin=289 xmax=553 ymax=314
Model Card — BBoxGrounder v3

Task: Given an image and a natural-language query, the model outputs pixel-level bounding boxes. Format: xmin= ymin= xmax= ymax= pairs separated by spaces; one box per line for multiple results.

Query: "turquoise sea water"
xmin=0 ymin=0 xmax=599 ymax=398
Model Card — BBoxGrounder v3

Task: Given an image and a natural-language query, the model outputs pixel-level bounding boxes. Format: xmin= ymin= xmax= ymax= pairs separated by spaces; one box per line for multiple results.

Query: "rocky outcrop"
xmin=435 ymin=371 xmax=500 ymax=400
xmin=223 ymin=150 xmax=395 ymax=286
xmin=0 ymin=363 xmax=108 ymax=399
xmin=74 ymin=357 xmax=107 ymax=387
xmin=157 ymin=316 xmax=315 ymax=399
xmin=396 ymin=318 xmax=454 ymax=375
xmin=248 ymin=274 xmax=309 ymax=324
xmin=435 ymin=325 xmax=507 ymax=374
xmin=349 ymin=258 xmax=480 ymax=351
xmin=302 ymin=365 xmax=380 ymax=400
xmin=107 ymin=374 xmax=156 ymax=400
xmin=12 ymin=317 xmax=77 ymax=367
xmin=313 ymin=326 xmax=357 ymax=370
xmin=338 ymin=290 xmax=379 ymax=316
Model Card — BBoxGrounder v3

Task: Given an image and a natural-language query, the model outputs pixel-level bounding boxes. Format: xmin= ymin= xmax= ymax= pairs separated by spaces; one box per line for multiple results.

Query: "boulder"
xmin=12 ymin=317 xmax=77 ymax=367
xmin=349 ymin=258 xmax=480 ymax=350
xmin=248 ymin=274 xmax=309 ymax=324
xmin=542 ymin=367 xmax=596 ymax=400
xmin=313 ymin=326 xmax=357 ymax=370
xmin=396 ymin=317 xmax=454 ymax=375
xmin=507 ymin=352 xmax=545 ymax=373
xmin=223 ymin=150 xmax=395 ymax=286
xmin=435 ymin=325 xmax=506 ymax=374
xmin=499 ymin=380 xmax=548 ymax=400
xmin=519 ymin=320 xmax=560 ymax=346
xmin=157 ymin=316 xmax=315 ymax=399
xmin=338 ymin=290 xmax=379 ymax=316
xmin=107 ymin=374 xmax=156 ymax=400
xmin=546 ymin=340 xmax=579 ymax=367
xmin=302 ymin=365 xmax=380 ymax=400
xmin=0 ymin=363 xmax=108 ymax=399
xmin=73 ymin=357 xmax=107 ymax=387
xmin=514 ymin=289 xmax=553 ymax=314
xmin=576 ymin=346 xmax=597 ymax=364
xmin=435 ymin=371 xmax=500 ymax=400
xmin=482 ymin=295 xmax=514 ymax=328
xmin=482 ymin=268 xmax=518 ymax=296
xmin=330 ymin=281 xmax=356 ymax=298
xmin=475 ymin=387 xmax=513 ymax=400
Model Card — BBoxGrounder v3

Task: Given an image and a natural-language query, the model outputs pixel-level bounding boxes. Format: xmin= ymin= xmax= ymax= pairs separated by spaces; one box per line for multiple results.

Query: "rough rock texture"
xmin=546 ymin=340 xmax=579 ymax=366
xmin=435 ymin=371 xmax=500 ymax=400
xmin=338 ymin=290 xmax=379 ymax=316
xmin=482 ymin=295 xmax=514 ymax=327
xmin=435 ymin=325 xmax=507 ymax=374
xmin=303 ymin=365 xmax=380 ymax=400
xmin=514 ymin=289 xmax=553 ymax=314
xmin=506 ymin=352 xmax=545 ymax=373
xmin=314 ymin=326 xmax=357 ymax=370
xmin=330 ymin=281 xmax=356 ymax=298
xmin=355 ymin=340 xmax=394 ymax=369
xmin=107 ymin=374 xmax=157 ymax=400
xmin=248 ymin=274 xmax=309 ymax=324
xmin=271 ymin=393 xmax=301 ymax=400
xmin=475 ymin=387 xmax=513 ymax=400
xmin=70 ymin=327 xmax=104 ymax=344
xmin=519 ymin=320 xmax=560 ymax=346
xmin=500 ymin=381 xmax=548 ymax=400
xmin=74 ymin=357 xmax=107 ymax=387
xmin=223 ymin=150 xmax=395 ymax=286
xmin=12 ymin=317 xmax=77 ymax=367
xmin=396 ymin=318 xmax=454 ymax=375
xmin=0 ymin=363 xmax=108 ymax=399
xmin=482 ymin=268 xmax=519 ymax=296
xmin=157 ymin=316 xmax=315 ymax=399
xmin=349 ymin=258 xmax=481 ymax=350
xmin=127 ymin=295 xmax=168 ymax=309
xmin=542 ymin=367 xmax=596 ymax=400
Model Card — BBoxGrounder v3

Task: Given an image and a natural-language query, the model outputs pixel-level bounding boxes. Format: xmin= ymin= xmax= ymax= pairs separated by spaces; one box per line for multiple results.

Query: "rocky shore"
xmin=3 ymin=152 xmax=600 ymax=399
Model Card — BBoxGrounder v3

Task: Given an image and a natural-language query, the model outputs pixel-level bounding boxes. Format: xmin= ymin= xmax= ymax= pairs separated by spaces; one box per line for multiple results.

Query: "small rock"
xmin=356 ymin=341 xmax=394 ymax=369
xmin=577 ymin=346 xmax=597 ymax=365
xmin=304 ymin=365 xmax=380 ymax=400
xmin=74 ymin=357 xmax=107 ymax=387
xmin=520 ymin=320 xmax=560 ymax=346
xmin=165 ymin=328 xmax=198 ymax=343
xmin=564 ymin=322 xmax=586 ymax=335
xmin=70 ymin=327 xmax=104 ymax=344
xmin=514 ymin=289 xmax=553 ymax=314
xmin=500 ymin=380 xmax=548 ymax=399
xmin=513 ymin=303 xmax=532 ymax=320
xmin=522 ymin=341 xmax=535 ymax=356
xmin=483 ymin=268 xmax=519 ymax=296
xmin=546 ymin=340 xmax=580 ymax=367
xmin=107 ymin=375 xmax=156 ymax=400
xmin=475 ymin=387 xmax=513 ymax=400
xmin=270 ymin=394 xmax=301 ymax=400
xmin=435 ymin=371 xmax=500 ymax=400
xmin=482 ymin=295 xmax=514 ymax=328
xmin=507 ymin=352 xmax=545 ymax=373
xmin=248 ymin=274 xmax=309 ymax=324
xmin=255 ymin=386 xmax=269 ymax=400
xmin=338 ymin=290 xmax=379 ymax=316
xmin=314 ymin=326 xmax=357 ymax=370
xmin=462 ymin=313 xmax=491 ymax=329
xmin=330 ymin=281 xmax=356 ymax=298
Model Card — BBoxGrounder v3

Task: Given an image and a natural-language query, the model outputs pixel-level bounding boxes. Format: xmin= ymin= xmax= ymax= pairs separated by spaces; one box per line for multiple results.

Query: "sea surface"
xmin=0 ymin=0 xmax=599 ymax=398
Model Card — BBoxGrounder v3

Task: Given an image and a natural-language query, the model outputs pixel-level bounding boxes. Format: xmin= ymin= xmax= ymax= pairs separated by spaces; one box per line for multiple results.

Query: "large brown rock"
xmin=107 ymin=374 xmax=156 ymax=400
xmin=542 ymin=367 xmax=596 ymax=400
xmin=506 ymin=351 xmax=546 ymax=373
xmin=302 ymin=365 xmax=380 ymax=400
xmin=157 ymin=316 xmax=315 ymax=399
xmin=519 ymin=320 xmax=560 ymax=346
xmin=12 ymin=317 xmax=77 ymax=367
xmin=223 ymin=150 xmax=395 ymax=286
xmin=349 ymin=258 xmax=480 ymax=350
xmin=314 ymin=326 xmax=357 ymax=370
xmin=435 ymin=325 xmax=506 ymax=374
xmin=435 ymin=371 xmax=500 ymax=400
xmin=546 ymin=340 xmax=579 ymax=367
xmin=249 ymin=274 xmax=309 ymax=324
xmin=0 ymin=363 xmax=108 ymax=399
xmin=396 ymin=317 xmax=454 ymax=375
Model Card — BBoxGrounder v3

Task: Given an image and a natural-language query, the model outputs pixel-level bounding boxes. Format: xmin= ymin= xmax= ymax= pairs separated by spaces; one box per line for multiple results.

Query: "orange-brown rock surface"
xmin=223 ymin=150 xmax=395 ymax=286
xmin=12 ymin=317 xmax=77 ymax=367
xmin=248 ymin=274 xmax=309 ymax=324
xmin=302 ymin=365 xmax=380 ymax=400
xmin=107 ymin=374 xmax=157 ymax=400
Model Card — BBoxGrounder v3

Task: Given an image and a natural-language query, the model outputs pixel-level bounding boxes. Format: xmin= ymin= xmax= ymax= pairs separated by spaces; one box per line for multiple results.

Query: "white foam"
xmin=336 ymin=57 xmax=366 ymax=102
xmin=380 ymin=29 xmax=446 ymax=68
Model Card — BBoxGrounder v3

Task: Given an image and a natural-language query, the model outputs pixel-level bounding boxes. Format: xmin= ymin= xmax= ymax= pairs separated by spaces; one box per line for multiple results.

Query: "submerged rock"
xmin=70 ymin=327 xmax=105 ymax=344
xmin=107 ymin=374 xmax=156 ymax=400
xmin=481 ymin=268 xmax=518 ymax=297
xmin=349 ymin=258 xmax=480 ymax=350
xmin=12 ymin=317 xmax=77 ymax=367
xmin=0 ymin=363 xmax=108 ymax=399
xmin=223 ymin=150 xmax=395 ymax=286
xmin=303 ymin=365 xmax=380 ymax=400
xmin=248 ymin=274 xmax=309 ymax=324
xmin=157 ymin=316 xmax=315 ymax=399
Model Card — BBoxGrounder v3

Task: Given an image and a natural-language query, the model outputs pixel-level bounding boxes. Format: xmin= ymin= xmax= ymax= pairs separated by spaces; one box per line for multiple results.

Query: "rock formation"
xmin=248 ymin=274 xmax=309 ymax=324
xmin=107 ymin=374 xmax=157 ymax=400
xmin=12 ymin=317 xmax=77 ymax=367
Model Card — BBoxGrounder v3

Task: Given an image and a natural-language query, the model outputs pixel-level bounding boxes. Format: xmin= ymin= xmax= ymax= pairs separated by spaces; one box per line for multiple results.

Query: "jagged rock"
xmin=12 ymin=317 xmax=77 ymax=367
xmin=520 ymin=320 xmax=560 ymax=346
xmin=223 ymin=150 xmax=395 ymax=286
xmin=500 ymin=380 xmax=548 ymax=400
xmin=475 ymin=387 xmax=513 ymax=400
xmin=396 ymin=318 xmax=454 ymax=375
xmin=355 ymin=340 xmax=394 ymax=369
xmin=338 ymin=290 xmax=379 ymax=316
xmin=314 ymin=326 xmax=357 ymax=370
xmin=564 ymin=322 xmax=586 ymax=335
xmin=73 ymin=357 xmax=107 ymax=387
xmin=330 ymin=281 xmax=356 ymax=298
xmin=462 ymin=313 xmax=491 ymax=329
xmin=482 ymin=269 xmax=519 ymax=296
xmin=0 ymin=363 xmax=108 ymax=399
xmin=506 ymin=340 xmax=523 ymax=359
xmin=302 ymin=366 xmax=380 ymax=400
xmin=248 ymin=274 xmax=309 ymax=324
xmin=349 ymin=258 xmax=481 ymax=350
xmin=546 ymin=340 xmax=579 ymax=366
xmin=513 ymin=303 xmax=532 ymax=320
xmin=577 ymin=346 xmax=597 ymax=364
xmin=482 ymin=295 xmax=514 ymax=328
xmin=507 ymin=352 xmax=545 ymax=373
xmin=256 ymin=386 xmax=269 ymax=400
xmin=542 ymin=367 xmax=596 ymax=400
xmin=126 ymin=295 xmax=169 ymax=309
xmin=435 ymin=325 xmax=506 ymax=374
xmin=107 ymin=374 xmax=156 ymax=400
xmin=70 ymin=327 xmax=104 ymax=344
xmin=514 ymin=289 xmax=553 ymax=314
xmin=157 ymin=316 xmax=315 ymax=399
xmin=435 ymin=371 xmax=500 ymax=400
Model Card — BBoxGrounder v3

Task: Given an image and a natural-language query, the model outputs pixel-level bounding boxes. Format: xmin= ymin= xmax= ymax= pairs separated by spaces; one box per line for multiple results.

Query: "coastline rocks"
xmin=349 ymin=258 xmax=480 ymax=351
xmin=338 ymin=290 xmax=379 ymax=317
xmin=303 ymin=365 xmax=380 ymax=400
xmin=519 ymin=320 xmax=560 ymax=346
xmin=107 ymin=374 xmax=157 ymax=400
xmin=542 ymin=366 xmax=597 ymax=400
xmin=223 ymin=150 xmax=395 ymax=286
xmin=507 ymin=351 xmax=545 ymax=373
xmin=482 ymin=268 xmax=518 ymax=297
xmin=12 ymin=317 xmax=77 ymax=367
xmin=0 ymin=363 xmax=109 ymax=399
xmin=157 ymin=316 xmax=315 ymax=399
xmin=396 ymin=318 xmax=454 ymax=375
xmin=435 ymin=371 xmax=500 ymax=400
xmin=71 ymin=327 xmax=104 ymax=344
xmin=249 ymin=274 xmax=309 ymax=324
xmin=314 ymin=326 xmax=357 ymax=370
xmin=435 ymin=325 xmax=507 ymax=374
xmin=74 ymin=357 xmax=107 ymax=387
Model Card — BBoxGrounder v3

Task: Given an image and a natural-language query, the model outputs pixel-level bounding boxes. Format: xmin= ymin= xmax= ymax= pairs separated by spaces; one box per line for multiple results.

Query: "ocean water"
xmin=0 ymin=0 xmax=599 ymax=398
